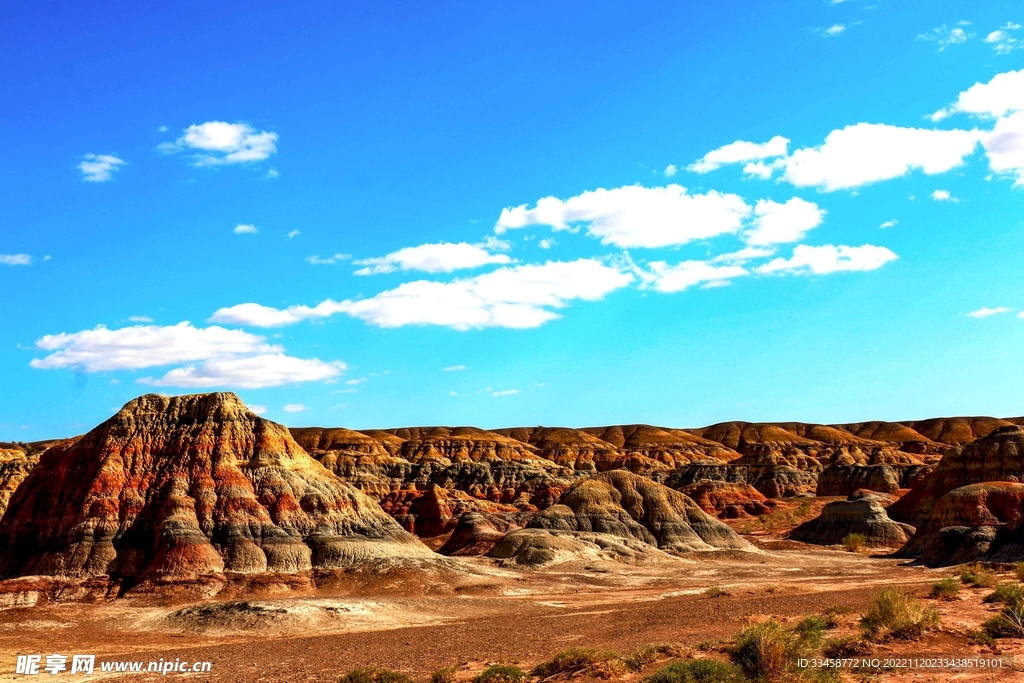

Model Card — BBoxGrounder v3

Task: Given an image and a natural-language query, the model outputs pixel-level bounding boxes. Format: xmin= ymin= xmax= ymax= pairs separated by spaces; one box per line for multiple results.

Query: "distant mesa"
xmin=788 ymin=491 xmax=915 ymax=549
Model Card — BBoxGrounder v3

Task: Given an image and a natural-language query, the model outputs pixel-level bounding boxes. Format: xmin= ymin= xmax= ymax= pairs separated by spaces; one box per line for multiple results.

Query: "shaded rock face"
xmin=676 ymin=481 xmax=770 ymax=518
xmin=896 ymin=482 xmax=1024 ymax=565
xmin=527 ymin=470 xmax=752 ymax=553
xmin=0 ymin=440 xmax=67 ymax=517
xmin=379 ymin=486 xmax=532 ymax=538
xmin=663 ymin=462 xmax=817 ymax=499
xmin=888 ymin=426 xmax=1024 ymax=528
xmin=438 ymin=512 xmax=528 ymax=557
xmin=788 ymin=494 xmax=915 ymax=548
xmin=0 ymin=393 xmax=428 ymax=587
xmin=816 ymin=464 xmax=932 ymax=497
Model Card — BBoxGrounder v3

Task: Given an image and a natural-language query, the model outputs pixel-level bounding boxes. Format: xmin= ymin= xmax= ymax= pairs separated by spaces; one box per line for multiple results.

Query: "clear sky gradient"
xmin=3 ymin=1 xmax=1024 ymax=439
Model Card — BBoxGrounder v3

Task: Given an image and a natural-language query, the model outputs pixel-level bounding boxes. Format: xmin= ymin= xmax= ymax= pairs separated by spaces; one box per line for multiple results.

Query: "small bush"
xmin=842 ymin=533 xmax=868 ymax=552
xmin=793 ymin=616 xmax=827 ymax=646
xmin=929 ymin=577 xmax=960 ymax=601
xmin=643 ymin=659 xmax=743 ymax=683
xmin=727 ymin=619 xmax=819 ymax=682
xmin=693 ymin=641 xmax=716 ymax=653
xmin=475 ymin=665 xmax=527 ymax=683
xmin=983 ymin=582 xmax=1024 ymax=606
xmin=432 ymin=668 xmax=458 ymax=683
xmin=967 ymin=629 xmax=995 ymax=647
xmin=532 ymin=648 xmax=622 ymax=679
xmin=341 ymin=669 xmax=415 ymax=683
xmin=705 ymin=586 xmax=729 ymax=598
xmin=1015 ymin=561 xmax=1024 ymax=582
xmin=859 ymin=588 xmax=939 ymax=642
xmin=821 ymin=636 xmax=871 ymax=658
xmin=624 ymin=645 xmax=684 ymax=672
xmin=982 ymin=601 xmax=1024 ymax=639
xmin=821 ymin=605 xmax=852 ymax=629
xmin=960 ymin=564 xmax=998 ymax=588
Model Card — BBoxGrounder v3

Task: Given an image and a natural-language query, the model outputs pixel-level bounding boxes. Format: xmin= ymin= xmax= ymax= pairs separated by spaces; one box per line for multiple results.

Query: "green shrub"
xmin=983 ymin=582 xmax=1024 ymax=606
xmin=624 ymin=645 xmax=683 ymax=672
xmin=1015 ymin=561 xmax=1024 ymax=582
xmin=960 ymin=564 xmax=998 ymax=588
xmin=982 ymin=601 xmax=1024 ymax=638
xmin=821 ymin=636 xmax=870 ymax=658
xmin=531 ymin=648 xmax=622 ymax=679
xmin=821 ymin=605 xmax=853 ymax=629
xmin=967 ymin=629 xmax=995 ymax=647
xmin=841 ymin=533 xmax=867 ymax=552
xmin=727 ymin=619 xmax=820 ymax=682
xmin=705 ymin=586 xmax=729 ymax=598
xmin=432 ymin=668 xmax=458 ymax=683
xmin=474 ymin=666 xmax=526 ymax=683
xmin=643 ymin=659 xmax=743 ymax=683
xmin=693 ymin=641 xmax=716 ymax=653
xmin=929 ymin=577 xmax=960 ymax=601
xmin=859 ymin=588 xmax=939 ymax=642
xmin=793 ymin=617 xmax=827 ymax=647
xmin=340 ymin=669 xmax=414 ymax=683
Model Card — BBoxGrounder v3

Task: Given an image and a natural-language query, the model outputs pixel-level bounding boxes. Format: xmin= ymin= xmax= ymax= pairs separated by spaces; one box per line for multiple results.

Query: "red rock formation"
xmin=0 ymin=393 xmax=429 ymax=591
xmin=676 ymin=481 xmax=770 ymax=518
xmin=379 ymin=485 xmax=531 ymax=538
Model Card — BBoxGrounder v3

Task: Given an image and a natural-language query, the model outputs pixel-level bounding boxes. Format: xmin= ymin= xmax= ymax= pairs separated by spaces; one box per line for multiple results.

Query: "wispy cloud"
xmin=688 ymin=136 xmax=789 ymax=174
xmin=823 ymin=24 xmax=846 ymax=37
xmin=444 ymin=365 xmax=466 ymax=371
xmin=78 ymin=154 xmax=126 ymax=182
xmin=247 ymin=404 xmax=268 ymax=415
xmin=0 ymin=254 xmax=31 ymax=266
xmin=756 ymin=244 xmax=897 ymax=275
xmin=917 ymin=25 xmax=973 ymax=51
xmin=354 ymin=242 xmax=511 ymax=275
xmin=491 ymin=389 xmax=519 ymax=397
xmin=158 ymin=121 xmax=278 ymax=166
xmin=283 ymin=404 xmax=306 ymax=412
xmin=879 ymin=220 xmax=898 ymax=229
xmin=306 ymin=253 xmax=351 ymax=265
xmin=287 ymin=230 xmax=300 ymax=239
xmin=985 ymin=23 xmax=1022 ymax=54
xmin=968 ymin=307 xmax=1012 ymax=318
xmin=664 ymin=164 xmax=677 ymax=177
xmin=127 ymin=315 xmax=154 ymax=323
xmin=234 ymin=224 xmax=259 ymax=234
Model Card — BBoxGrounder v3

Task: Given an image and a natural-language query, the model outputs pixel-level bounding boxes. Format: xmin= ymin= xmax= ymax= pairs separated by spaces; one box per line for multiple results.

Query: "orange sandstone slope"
xmin=0 ymin=393 xmax=430 ymax=588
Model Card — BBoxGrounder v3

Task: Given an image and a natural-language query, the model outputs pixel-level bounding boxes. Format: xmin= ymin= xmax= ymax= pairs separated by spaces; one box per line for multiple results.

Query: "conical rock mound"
xmin=0 ymin=393 xmax=430 ymax=586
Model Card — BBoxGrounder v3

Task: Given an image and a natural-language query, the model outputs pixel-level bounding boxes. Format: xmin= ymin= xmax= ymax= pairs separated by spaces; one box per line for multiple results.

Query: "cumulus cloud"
xmin=917 ymin=25 xmax=972 ymax=51
xmin=779 ymin=123 xmax=982 ymax=191
xmin=823 ymin=24 xmax=846 ymax=37
xmin=637 ymin=260 xmax=749 ymax=293
xmin=29 ymin=321 xmax=344 ymax=388
xmin=932 ymin=69 xmax=1024 ymax=120
xmin=664 ymin=164 xmax=678 ymax=177
xmin=0 ymin=254 xmax=31 ymax=266
xmin=210 ymin=259 xmax=634 ymax=330
xmin=354 ymin=242 xmax=512 ymax=275
xmin=983 ymin=111 xmax=1024 ymax=185
xmin=744 ymin=198 xmax=825 ymax=246
xmin=78 ymin=154 xmax=126 ymax=182
xmin=234 ymin=224 xmax=259 ymax=234
xmin=282 ymin=404 xmax=307 ymax=412
xmin=688 ymin=136 xmax=789 ymax=174
xmin=495 ymin=185 xmax=750 ymax=249
xmin=247 ymin=404 xmax=268 ymax=415
xmin=307 ymin=253 xmax=352 ymax=265
xmin=968 ymin=307 xmax=1012 ymax=318
xmin=756 ymin=244 xmax=898 ymax=275
xmin=931 ymin=189 xmax=957 ymax=202
xmin=158 ymin=121 xmax=278 ymax=166
xmin=985 ymin=24 xmax=1022 ymax=54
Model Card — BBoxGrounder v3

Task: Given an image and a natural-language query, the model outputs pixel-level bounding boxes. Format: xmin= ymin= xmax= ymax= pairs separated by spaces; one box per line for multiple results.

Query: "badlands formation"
xmin=2 ymin=393 xmax=1024 ymax=681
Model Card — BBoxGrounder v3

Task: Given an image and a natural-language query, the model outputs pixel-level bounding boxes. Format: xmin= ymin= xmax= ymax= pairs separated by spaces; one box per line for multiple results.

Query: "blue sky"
xmin=3 ymin=1 xmax=1024 ymax=438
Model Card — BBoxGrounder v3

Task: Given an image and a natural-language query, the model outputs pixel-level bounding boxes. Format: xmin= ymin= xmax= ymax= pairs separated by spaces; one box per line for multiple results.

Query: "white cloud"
xmin=983 ymin=111 xmax=1024 ymax=185
xmin=638 ymin=260 xmax=749 ymax=293
xmin=491 ymin=389 xmax=519 ymax=397
xmin=29 ymin=321 xmax=344 ymax=388
xmin=210 ymin=259 xmax=634 ymax=331
xmin=127 ymin=315 xmax=154 ymax=323
xmin=247 ymin=404 xmax=268 ymax=415
xmin=688 ymin=136 xmax=789 ymax=174
xmin=823 ymin=24 xmax=846 ymax=36
xmin=744 ymin=198 xmax=825 ymax=246
xmin=495 ymin=185 xmax=750 ymax=249
xmin=353 ymin=242 xmax=512 ymax=275
xmin=538 ymin=238 xmax=556 ymax=249
xmin=444 ymin=365 xmax=466 ymax=371
xmin=756 ymin=244 xmax=898 ymax=275
xmin=0 ymin=254 xmax=31 ymax=266
xmin=234 ymin=224 xmax=259 ymax=234
xmin=158 ymin=121 xmax=278 ymax=166
xmin=931 ymin=189 xmax=957 ymax=202
xmin=307 ymin=253 xmax=352 ymax=265
xmin=287 ymin=230 xmax=300 ymax=239
xmin=345 ymin=377 xmax=366 ymax=385
xmin=917 ymin=25 xmax=972 ymax=51
xmin=933 ymin=69 xmax=1024 ymax=120
xmin=664 ymin=164 xmax=678 ymax=177
xmin=968 ymin=307 xmax=1012 ymax=318
xmin=985 ymin=24 xmax=1022 ymax=54
xmin=879 ymin=220 xmax=898 ymax=229
xmin=708 ymin=246 xmax=777 ymax=264
xmin=265 ymin=168 xmax=280 ymax=179
xmin=78 ymin=154 xmax=126 ymax=182
xmin=780 ymin=123 xmax=982 ymax=191
xmin=283 ymin=404 xmax=307 ymax=412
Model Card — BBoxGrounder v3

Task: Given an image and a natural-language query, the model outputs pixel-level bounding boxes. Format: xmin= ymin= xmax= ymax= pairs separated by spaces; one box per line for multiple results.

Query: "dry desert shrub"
xmin=982 ymin=592 xmax=1024 ymax=639
xmin=532 ymin=647 xmax=624 ymax=680
xmin=1015 ymin=561 xmax=1024 ymax=581
xmin=929 ymin=577 xmax=960 ymax=601
xmin=624 ymin=644 xmax=686 ymax=673
xmin=821 ymin=636 xmax=871 ymax=659
xmin=705 ymin=586 xmax=729 ymax=598
xmin=859 ymin=588 xmax=939 ymax=642
xmin=984 ymin=582 xmax=1024 ymax=605
xmin=474 ymin=665 xmax=527 ymax=683
xmin=960 ymin=564 xmax=998 ymax=588
xmin=841 ymin=533 xmax=867 ymax=553
xmin=432 ymin=667 xmax=458 ymax=683
xmin=821 ymin=605 xmax=853 ymax=629
xmin=726 ymin=618 xmax=828 ymax=682
xmin=643 ymin=658 xmax=743 ymax=683
xmin=340 ymin=669 xmax=415 ymax=683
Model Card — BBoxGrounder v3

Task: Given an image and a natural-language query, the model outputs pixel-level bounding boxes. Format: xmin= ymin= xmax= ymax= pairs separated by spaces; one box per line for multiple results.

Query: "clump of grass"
xmin=643 ymin=659 xmax=743 ymax=683
xmin=1014 ymin=561 xmax=1024 ymax=582
xmin=929 ymin=577 xmax=960 ymax=601
xmin=531 ymin=648 xmax=623 ymax=680
xmin=474 ymin=665 xmax=526 ymax=683
xmin=967 ymin=629 xmax=996 ymax=647
xmin=961 ymin=564 xmax=998 ymax=588
xmin=693 ymin=641 xmax=716 ymax=653
xmin=623 ymin=644 xmax=685 ymax=673
xmin=982 ymin=601 xmax=1024 ymax=639
xmin=726 ymin=619 xmax=821 ymax=682
xmin=842 ymin=533 xmax=868 ymax=553
xmin=983 ymin=582 xmax=1024 ymax=605
xmin=821 ymin=636 xmax=871 ymax=658
xmin=859 ymin=588 xmax=939 ymax=642
xmin=705 ymin=586 xmax=730 ymax=598
xmin=432 ymin=668 xmax=458 ymax=683
xmin=793 ymin=616 xmax=827 ymax=646
xmin=821 ymin=605 xmax=853 ymax=629
xmin=341 ymin=669 xmax=415 ymax=683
